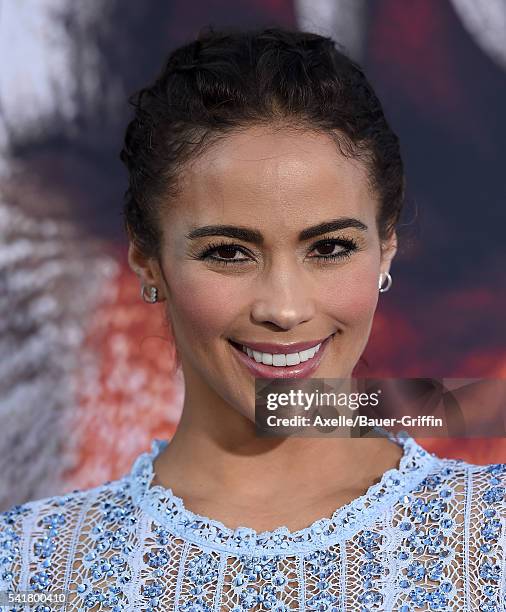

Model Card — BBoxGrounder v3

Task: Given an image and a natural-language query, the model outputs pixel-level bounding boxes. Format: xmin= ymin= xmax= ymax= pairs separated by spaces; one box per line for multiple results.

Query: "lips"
xmin=228 ymin=337 xmax=328 ymax=354
xmin=228 ymin=333 xmax=334 ymax=379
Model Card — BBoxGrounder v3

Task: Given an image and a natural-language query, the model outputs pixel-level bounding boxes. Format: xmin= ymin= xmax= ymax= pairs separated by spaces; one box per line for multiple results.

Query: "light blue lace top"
xmin=1 ymin=429 xmax=505 ymax=611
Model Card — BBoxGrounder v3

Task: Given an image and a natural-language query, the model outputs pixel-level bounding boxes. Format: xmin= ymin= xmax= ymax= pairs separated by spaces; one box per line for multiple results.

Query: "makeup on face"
xmin=157 ymin=126 xmax=386 ymax=418
xmin=227 ymin=333 xmax=336 ymax=379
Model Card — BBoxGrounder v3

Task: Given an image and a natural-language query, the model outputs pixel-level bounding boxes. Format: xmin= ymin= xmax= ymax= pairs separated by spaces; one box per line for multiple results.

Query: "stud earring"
xmin=141 ymin=285 xmax=158 ymax=303
xmin=378 ymin=272 xmax=392 ymax=293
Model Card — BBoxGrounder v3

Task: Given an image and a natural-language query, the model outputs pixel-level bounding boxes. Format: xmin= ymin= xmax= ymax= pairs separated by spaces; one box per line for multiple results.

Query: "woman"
xmin=1 ymin=26 xmax=504 ymax=612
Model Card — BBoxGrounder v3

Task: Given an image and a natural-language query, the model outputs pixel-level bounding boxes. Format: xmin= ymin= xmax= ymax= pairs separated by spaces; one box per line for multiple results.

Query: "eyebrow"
xmin=185 ymin=217 xmax=368 ymax=244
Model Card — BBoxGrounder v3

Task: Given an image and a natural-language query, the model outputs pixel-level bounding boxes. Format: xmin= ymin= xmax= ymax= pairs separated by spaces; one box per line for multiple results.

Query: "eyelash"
xmin=196 ymin=237 xmax=359 ymax=267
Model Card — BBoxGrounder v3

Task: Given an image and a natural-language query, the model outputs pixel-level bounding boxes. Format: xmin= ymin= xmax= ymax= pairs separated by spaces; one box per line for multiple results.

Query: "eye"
xmin=197 ymin=242 xmax=251 ymax=266
xmin=196 ymin=236 xmax=359 ymax=267
xmin=309 ymin=238 xmax=359 ymax=261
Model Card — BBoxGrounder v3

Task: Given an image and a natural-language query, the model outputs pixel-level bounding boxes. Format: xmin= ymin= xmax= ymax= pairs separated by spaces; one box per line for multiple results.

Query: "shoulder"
xmin=457 ymin=459 xmax=506 ymax=550
xmin=0 ymin=476 xmax=134 ymax=594
xmin=419 ymin=450 xmax=505 ymax=500
xmin=421 ymin=454 xmax=505 ymax=521
xmin=421 ymin=456 xmax=505 ymax=606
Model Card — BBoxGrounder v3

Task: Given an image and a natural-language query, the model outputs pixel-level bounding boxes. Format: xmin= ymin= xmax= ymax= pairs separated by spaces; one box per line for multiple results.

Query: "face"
xmin=129 ymin=125 xmax=397 ymax=421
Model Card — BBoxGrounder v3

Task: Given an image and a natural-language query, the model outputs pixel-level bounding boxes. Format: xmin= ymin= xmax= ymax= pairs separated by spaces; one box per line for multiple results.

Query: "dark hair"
xmin=120 ymin=26 xmax=405 ymax=261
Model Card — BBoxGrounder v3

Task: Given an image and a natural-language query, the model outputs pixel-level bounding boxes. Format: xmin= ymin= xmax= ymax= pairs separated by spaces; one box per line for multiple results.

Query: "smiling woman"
xmin=1 ymin=26 xmax=504 ymax=612
xmin=130 ymin=124 xmax=394 ymax=397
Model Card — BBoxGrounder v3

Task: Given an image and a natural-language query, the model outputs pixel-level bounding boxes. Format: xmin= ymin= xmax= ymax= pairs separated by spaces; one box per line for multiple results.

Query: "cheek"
xmin=318 ymin=264 xmax=380 ymax=326
xmin=167 ymin=271 xmax=241 ymax=341
xmin=167 ymin=257 xmax=380 ymax=340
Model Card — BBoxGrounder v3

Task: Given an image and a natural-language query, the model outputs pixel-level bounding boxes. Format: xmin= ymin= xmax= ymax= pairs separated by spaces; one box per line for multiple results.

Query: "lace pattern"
xmin=1 ymin=432 xmax=505 ymax=611
xmin=129 ymin=430 xmax=440 ymax=556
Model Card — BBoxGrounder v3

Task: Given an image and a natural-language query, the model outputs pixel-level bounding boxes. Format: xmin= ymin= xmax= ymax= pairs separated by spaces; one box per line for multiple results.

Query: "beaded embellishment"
xmin=129 ymin=430 xmax=439 ymax=556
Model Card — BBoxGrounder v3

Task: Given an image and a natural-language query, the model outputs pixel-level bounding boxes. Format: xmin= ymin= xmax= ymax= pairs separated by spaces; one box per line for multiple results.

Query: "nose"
xmin=250 ymin=260 xmax=316 ymax=330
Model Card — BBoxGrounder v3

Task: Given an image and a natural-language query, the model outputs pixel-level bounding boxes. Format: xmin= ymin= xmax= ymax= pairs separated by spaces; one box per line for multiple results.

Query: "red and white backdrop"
xmin=1 ymin=0 xmax=505 ymax=510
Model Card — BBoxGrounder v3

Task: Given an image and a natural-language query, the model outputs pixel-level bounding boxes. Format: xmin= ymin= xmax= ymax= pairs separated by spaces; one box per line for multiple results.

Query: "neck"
xmin=151 ymin=386 xmax=404 ymax=507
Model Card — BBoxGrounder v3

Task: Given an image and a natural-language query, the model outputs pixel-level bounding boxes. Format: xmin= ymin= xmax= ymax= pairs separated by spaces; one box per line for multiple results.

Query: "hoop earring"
xmin=141 ymin=285 xmax=158 ymax=304
xmin=378 ymin=272 xmax=392 ymax=293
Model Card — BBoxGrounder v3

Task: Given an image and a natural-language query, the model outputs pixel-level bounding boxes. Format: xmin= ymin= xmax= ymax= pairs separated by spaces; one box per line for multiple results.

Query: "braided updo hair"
xmin=120 ymin=26 xmax=405 ymax=262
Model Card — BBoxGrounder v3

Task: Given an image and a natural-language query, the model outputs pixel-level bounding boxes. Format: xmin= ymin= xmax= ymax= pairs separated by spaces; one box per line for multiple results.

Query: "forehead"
xmin=169 ymin=125 xmax=375 ymax=231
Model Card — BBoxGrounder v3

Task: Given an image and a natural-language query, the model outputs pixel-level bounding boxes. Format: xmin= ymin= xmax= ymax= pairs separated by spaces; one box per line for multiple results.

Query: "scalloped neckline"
xmin=128 ymin=428 xmax=438 ymax=555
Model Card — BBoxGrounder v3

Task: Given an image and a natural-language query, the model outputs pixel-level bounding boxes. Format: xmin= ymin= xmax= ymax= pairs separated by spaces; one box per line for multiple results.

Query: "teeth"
xmin=299 ymin=347 xmax=316 ymax=362
xmin=272 ymin=353 xmax=287 ymax=366
xmin=285 ymin=352 xmax=300 ymax=366
xmin=261 ymin=352 xmax=273 ymax=365
xmin=242 ymin=343 xmax=322 ymax=367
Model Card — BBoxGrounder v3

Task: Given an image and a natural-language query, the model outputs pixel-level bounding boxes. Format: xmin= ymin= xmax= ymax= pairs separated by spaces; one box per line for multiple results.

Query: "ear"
xmin=380 ymin=230 xmax=397 ymax=275
xmin=127 ymin=241 xmax=166 ymax=302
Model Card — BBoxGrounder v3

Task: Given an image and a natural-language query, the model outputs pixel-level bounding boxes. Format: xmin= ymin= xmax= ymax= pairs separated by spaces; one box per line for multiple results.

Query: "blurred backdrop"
xmin=1 ymin=0 xmax=505 ymax=510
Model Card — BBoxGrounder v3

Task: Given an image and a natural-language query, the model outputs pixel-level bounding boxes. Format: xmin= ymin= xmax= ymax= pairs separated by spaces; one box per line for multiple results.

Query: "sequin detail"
xmin=129 ymin=431 xmax=438 ymax=555
xmin=0 ymin=431 xmax=504 ymax=611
